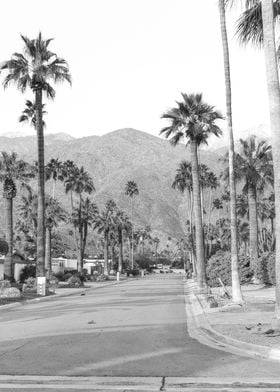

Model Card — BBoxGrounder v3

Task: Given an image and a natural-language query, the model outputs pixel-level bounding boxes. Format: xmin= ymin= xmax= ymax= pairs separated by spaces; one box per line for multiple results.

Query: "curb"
xmin=184 ymin=279 xmax=280 ymax=362
xmin=0 ymin=277 xmax=140 ymax=311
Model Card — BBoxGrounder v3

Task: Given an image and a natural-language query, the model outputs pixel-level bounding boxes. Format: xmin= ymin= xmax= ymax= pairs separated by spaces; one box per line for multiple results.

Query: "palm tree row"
xmin=216 ymin=0 xmax=280 ymax=324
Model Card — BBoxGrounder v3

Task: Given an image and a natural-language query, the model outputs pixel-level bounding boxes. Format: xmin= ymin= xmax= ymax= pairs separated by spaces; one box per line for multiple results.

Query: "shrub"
xmin=254 ymin=252 xmax=275 ymax=285
xmin=25 ymin=277 xmax=36 ymax=287
xmin=96 ymin=274 xmax=109 ymax=282
xmin=67 ymin=275 xmax=83 ymax=287
xmin=126 ymin=268 xmax=140 ymax=277
xmin=206 ymin=250 xmax=253 ymax=287
xmin=0 ymin=280 xmax=11 ymax=289
xmin=20 ymin=265 xmax=36 ymax=283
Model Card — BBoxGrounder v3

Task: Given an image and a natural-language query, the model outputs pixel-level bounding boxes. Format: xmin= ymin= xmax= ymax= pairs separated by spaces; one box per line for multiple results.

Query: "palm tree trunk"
xmin=46 ymin=227 xmax=52 ymax=277
xmin=271 ymin=218 xmax=275 ymax=250
xmin=52 ymin=180 xmax=56 ymax=198
xmin=35 ymin=88 xmax=45 ymax=277
xmin=248 ymin=185 xmax=258 ymax=269
xmin=190 ymin=190 xmax=196 ymax=275
xmin=4 ymin=197 xmax=13 ymax=280
xmin=190 ymin=140 xmax=206 ymax=290
xmin=219 ymin=0 xmax=243 ymax=303
xmin=77 ymin=227 xmax=83 ymax=272
xmin=262 ymin=0 xmax=280 ymax=324
xmin=104 ymin=232 xmax=109 ymax=275
xmin=82 ymin=222 xmax=88 ymax=259
xmin=118 ymin=229 xmax=123 ymax=273
xmin=131 ymin=199 xmax=134 ymax=269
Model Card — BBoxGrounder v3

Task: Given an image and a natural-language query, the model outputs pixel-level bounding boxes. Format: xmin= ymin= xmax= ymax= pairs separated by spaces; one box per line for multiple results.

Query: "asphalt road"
xmin=0 ymin=274 xmax=280 ymax=380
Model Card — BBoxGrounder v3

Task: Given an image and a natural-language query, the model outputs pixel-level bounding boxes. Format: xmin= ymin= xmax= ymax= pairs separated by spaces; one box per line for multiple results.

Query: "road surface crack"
xmin=0 ymin=342 xmax=28 ymax=360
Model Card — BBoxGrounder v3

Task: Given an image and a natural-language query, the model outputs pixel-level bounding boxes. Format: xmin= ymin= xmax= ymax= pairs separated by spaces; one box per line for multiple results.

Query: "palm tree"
xmin=15 ymin=184 xmax=38 ymax=259
xmin=160 ymin=93 xmax=223 ymax=290
xmin=219 ymin=0 xmax=244 ymax=303
xmin=232 ymin=0 xmax=280 ymax=322
xmin=70 ymin=197 xmax=98 ymax=271
xmin=125 ymin=180 xmax=139 ymax=269
xmin=222 ymin=136 xmax=273 ymax=268
xmin=199 ymin=163 xmax=211 ymax=219
xmin=95 ymin=200 xmax=117 ymax=276
xmin=114 ymin=209 xmax=131 ymax=273
xmin=64 ymin=166 xmax=95 ymax=271
xmin=45 ymin=196 xmax=68 ymax=276
xmin=262 ymin=0 xmax=280 ymax=328
xmin=235 ymin=0 xmax=280 ymax=47
xmin=0 ymin=152 xmax=34 ymax=280
xmin=152 ymin=237 xmax=160 ymax=260
xmin=213 ymin=198 xmax=224 ymax=221
xmin=0 ymin=33 xmax=71 ymax=277
xmin=205 ymin=170 xmax=219 ymax=258
xmin=61 ymin=160 xmax=78 ymax=211
xmin=45 ymin=158 xmax=64 ymax=198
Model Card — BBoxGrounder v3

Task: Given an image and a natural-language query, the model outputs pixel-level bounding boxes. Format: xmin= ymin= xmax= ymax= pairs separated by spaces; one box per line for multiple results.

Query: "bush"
xmin=126 ymin=268 xmax=140 ymax=277
xmin=96 ymin=274 xmax=109 ymax=282
xmin=0 ymin=280 xmax=11 ymax=289
xmin=25 ymin=277 xmax=36 ymax=287
xmin=20 ymin=265 xmax=36 ymax=283
xmin=254 ymin=252 xmax=275 ymax=285
xmin=67 ymin=275 xmax=83 ymax=287
xmin=206 ymin=250 xmax=253 ymax=287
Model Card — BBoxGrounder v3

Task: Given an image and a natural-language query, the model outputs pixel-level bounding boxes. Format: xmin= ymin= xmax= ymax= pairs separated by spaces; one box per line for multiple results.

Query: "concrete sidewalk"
xmin=184 ymin=279 xmax=280 ymax=361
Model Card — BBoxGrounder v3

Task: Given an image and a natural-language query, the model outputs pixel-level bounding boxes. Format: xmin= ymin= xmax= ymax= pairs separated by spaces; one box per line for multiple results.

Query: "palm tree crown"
xmin=0 ymin=152 xmax=34 ymax=198
xmin=0 ymin=32 xmax=71 ymax=96
xmin=172 ymin=161 xmax=193 ymax=193
xmin=65 ymin=166 xmax=95 ymax=196
xmin=160 ymin=93 xmax=223 ymax=146
xmin=125 ymin=181 xmax=139 ymax=198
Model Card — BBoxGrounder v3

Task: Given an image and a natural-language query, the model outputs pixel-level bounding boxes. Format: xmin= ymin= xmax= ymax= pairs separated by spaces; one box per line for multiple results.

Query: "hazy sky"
xmin=0 ymin=0 xmax=270 ymax=143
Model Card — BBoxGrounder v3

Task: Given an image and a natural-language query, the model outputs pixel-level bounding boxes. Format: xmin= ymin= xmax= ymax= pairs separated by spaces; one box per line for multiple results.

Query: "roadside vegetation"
xmin=0 ymin=1 xmax=280 ymax=332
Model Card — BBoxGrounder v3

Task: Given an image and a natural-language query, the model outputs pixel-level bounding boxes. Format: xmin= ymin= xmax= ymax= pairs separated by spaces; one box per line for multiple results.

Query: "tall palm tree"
xmin=45 ymin=158 xmax=64 ymax=198
xmin=95 ymin=200 xmax=117 ymax=276
xmin=0 ymin=33 xmax=71 ymax=277
xmin=222 ymin=136 xmax=273 ymax=268
xmin=61 ymin=160 xmax=78 ymax=211
xmin=15 ymin=184 xmax=38 ymax=259
xmin=125 ymin=180 xmax=139 ymax=269
xmin=64 ymin=166 xmax=95 ymax=270
xmin=114 ymin=209 xmax=131 ymax=273
xmin=260 ymin=0 xmax=280 ymax=324
xmin=0 ymin=152 xmax=34 ymax=280
xmin=70 ymin=197 xmax=98 ymax=272
xmin=219 ymin=0 xmax=244 ymax=303
xmin=172 ymin=160 xmax=195 ymax=269
xmin=235 ymin=0 xmax=280 ymax=47
xmin=153 ymin=237 xmax=160 ymax=260
xmin=160 ymin=93 xmax=223 ymax=290
xmin=45 ymin=196 xmax=68 ymax=276
xmin=232 ymin=0 xmax=280 ymax=319
xmin=213 ymin=197 xmax=224 ymax=221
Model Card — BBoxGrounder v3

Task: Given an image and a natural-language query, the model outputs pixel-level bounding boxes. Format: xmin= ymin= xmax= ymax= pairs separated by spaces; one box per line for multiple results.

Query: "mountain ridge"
xmin=0 ymin=128 xmax=224 ymax=245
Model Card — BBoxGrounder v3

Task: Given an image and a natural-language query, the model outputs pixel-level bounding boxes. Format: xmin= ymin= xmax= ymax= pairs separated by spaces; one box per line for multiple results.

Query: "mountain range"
xmin=0 ymin=128 xmax=241 ymax=247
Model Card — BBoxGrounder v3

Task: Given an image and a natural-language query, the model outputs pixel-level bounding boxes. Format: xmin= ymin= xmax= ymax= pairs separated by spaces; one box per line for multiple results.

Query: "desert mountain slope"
xmin=0 ymin=128 xmax=223 ymax=241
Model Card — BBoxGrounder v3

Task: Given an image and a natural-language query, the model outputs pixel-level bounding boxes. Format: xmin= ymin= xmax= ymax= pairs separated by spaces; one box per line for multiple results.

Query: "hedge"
xmin=254 ymin=252 xmax=275 ymax=285
xmin=206 ymin=250 xmax=253 ymax=287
